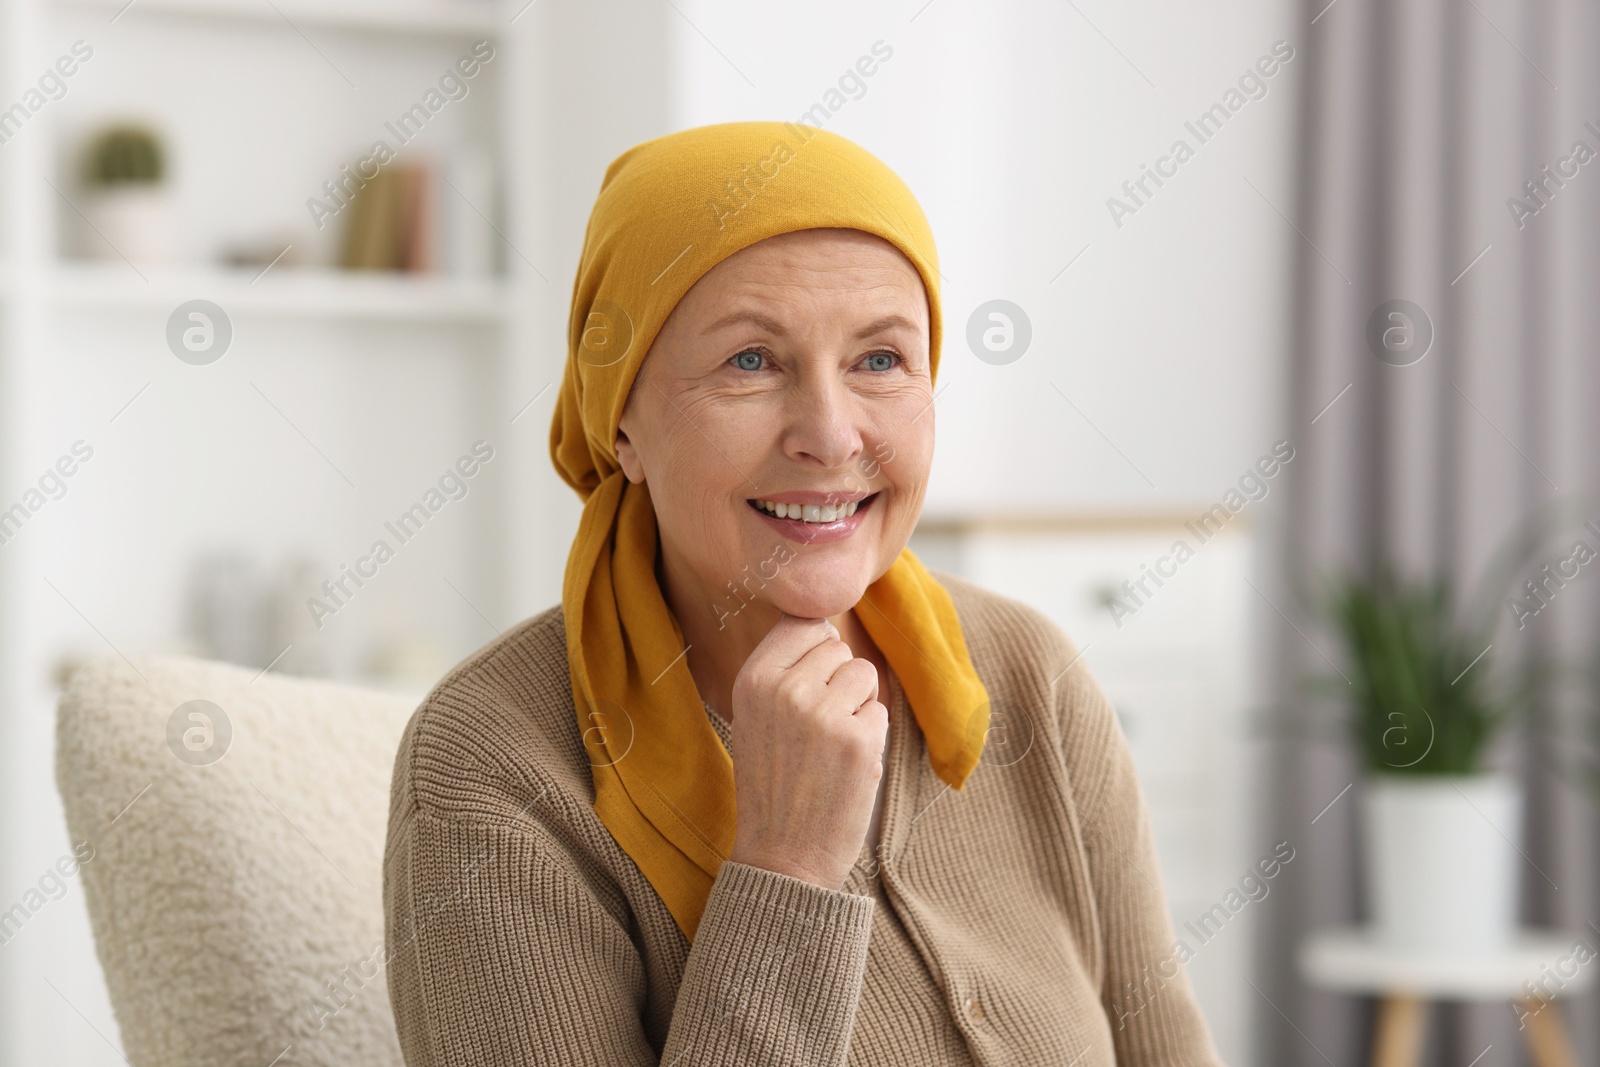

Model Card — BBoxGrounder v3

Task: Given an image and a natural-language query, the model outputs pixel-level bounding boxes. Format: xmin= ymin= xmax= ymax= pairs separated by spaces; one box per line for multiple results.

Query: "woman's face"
xmin=615 ymin=227 xmax=934 ymax=624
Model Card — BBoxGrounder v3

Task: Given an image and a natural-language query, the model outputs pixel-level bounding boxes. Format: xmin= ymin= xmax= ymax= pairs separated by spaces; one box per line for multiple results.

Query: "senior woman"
xmin=383 ymin=122 xmax=1224 ymax=1066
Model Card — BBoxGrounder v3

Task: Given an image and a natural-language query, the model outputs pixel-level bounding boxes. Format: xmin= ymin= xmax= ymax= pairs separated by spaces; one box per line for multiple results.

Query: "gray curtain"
xmin=1259 ymin=0 xmax=1600 ymax=1062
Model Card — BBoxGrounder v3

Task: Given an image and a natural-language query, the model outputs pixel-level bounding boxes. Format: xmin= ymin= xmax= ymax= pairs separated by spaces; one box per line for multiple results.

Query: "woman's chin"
xmin=761 ymin=572 xmax=873 ymax=621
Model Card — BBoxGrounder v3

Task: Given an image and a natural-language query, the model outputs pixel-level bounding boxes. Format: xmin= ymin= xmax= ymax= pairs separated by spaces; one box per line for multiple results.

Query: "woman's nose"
xmin=783 ymin=372 xmax=864 ymax=469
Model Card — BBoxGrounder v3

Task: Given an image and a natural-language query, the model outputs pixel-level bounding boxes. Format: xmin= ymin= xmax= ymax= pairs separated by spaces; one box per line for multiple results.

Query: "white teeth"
xmin=752 ymin=498 xmax=866 ymax=522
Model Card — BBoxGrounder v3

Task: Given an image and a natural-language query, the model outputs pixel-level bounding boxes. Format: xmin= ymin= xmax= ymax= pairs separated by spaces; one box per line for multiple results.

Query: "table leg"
xmin=1518 ymin=998 xmax=1577 ymax=1067
xmin=1371 ymin=995 xmax=1425 ymax=1067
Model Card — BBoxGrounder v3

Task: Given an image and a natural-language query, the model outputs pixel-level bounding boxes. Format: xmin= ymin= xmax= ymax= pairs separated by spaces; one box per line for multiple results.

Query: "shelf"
xmin=42 ymin=262 xmax=510 ymax=324
xmin=52 ymin=0 xmax=509 ymax=37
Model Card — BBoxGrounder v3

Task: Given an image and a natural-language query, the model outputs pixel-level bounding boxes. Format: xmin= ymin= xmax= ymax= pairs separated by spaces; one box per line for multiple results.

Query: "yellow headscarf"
xmin=549 ymin=121 xmax=990 ymax=941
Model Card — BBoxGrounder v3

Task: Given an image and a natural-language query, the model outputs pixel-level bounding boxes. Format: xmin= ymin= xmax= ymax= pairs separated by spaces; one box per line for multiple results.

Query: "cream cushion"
xmin=55 ymin=653 xmax=417 ymax=1066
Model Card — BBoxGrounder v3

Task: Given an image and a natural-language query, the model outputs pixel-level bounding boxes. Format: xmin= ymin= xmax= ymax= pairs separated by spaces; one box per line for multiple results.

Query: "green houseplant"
xmin=73 ymin=122 xmax=176 ymax=264
xmin=83 ymin=124 xmax=165 ymax=186
xmin=1330 ymin=576 xmax=1509 ymax=774
xmin=1317 ymin=566 xmax=1532 ymax=956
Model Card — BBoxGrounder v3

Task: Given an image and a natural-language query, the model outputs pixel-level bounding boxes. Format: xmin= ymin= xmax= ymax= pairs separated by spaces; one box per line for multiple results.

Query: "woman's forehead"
xmin=680 ymin=230 xmax=928 ymax=326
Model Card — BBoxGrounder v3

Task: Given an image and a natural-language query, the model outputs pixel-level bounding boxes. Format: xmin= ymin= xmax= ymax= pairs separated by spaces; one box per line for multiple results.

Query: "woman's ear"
xmin=614 ymin=417 xmax=645 ymax=484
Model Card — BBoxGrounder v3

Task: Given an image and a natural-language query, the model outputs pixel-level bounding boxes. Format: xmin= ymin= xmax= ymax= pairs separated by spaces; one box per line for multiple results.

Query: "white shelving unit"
xmin=54 ymin=0 xmax=509 ymax=35
xmin=41 ymin=262 xmax=511 ymax=322
xmin=0 ymin=1 xmax=549 ymax=1063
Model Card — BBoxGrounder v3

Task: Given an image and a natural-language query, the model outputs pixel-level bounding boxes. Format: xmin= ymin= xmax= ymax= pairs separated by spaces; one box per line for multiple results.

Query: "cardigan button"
xmin=964 ymin=995 xmax=984 ymax=1023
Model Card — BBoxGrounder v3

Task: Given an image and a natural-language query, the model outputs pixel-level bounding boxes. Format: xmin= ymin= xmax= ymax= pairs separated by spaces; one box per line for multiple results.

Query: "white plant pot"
xmin=1362 ymin=773 xmax=1522 ymax=955
xmin=75 ymin=185 xmax=177 ymax=265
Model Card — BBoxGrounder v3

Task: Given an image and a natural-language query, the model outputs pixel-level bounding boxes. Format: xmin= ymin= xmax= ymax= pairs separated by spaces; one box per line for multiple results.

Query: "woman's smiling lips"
xmin=746 ymin=491 xmax=878 ymax=545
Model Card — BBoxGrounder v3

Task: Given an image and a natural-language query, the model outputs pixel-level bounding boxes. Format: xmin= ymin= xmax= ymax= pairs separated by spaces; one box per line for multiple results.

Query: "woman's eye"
xmin=863 ymin=352 xmax=900 ymax=372
xmin=731 ymin=349 xmax=764 ymax=371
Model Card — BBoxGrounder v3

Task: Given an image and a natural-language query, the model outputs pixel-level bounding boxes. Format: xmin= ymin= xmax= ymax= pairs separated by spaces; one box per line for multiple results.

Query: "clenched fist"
xmin=726 ymin=614 xmax=889 ymax=891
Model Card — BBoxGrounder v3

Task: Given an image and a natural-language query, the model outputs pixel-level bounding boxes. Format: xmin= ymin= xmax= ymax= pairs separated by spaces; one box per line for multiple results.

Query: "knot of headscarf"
xmin=548 ymin=121 xmax=990 ymax=941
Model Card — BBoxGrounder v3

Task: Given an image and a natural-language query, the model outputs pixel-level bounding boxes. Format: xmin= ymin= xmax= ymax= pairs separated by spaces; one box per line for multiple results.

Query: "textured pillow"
xmin=55 ymin=653 xmax=418 ymax=1066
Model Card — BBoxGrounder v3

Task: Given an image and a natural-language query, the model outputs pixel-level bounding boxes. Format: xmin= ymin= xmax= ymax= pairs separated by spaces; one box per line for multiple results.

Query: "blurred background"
xmin=2 ymin=0 xmax=1598 ymax=1064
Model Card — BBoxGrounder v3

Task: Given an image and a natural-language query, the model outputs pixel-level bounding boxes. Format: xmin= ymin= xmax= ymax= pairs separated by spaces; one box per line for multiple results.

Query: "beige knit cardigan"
xmin=383 ymin=570 xmax=1228 ymax=1065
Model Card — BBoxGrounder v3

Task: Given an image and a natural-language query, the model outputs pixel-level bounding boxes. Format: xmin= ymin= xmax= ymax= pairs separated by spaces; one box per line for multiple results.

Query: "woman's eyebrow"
xmin=700 ymin=310 xmax=922 ymax=340
xmin=853 ymin=314 xmax=920 ymax=340
xmin=702 ymin=309 xmax=787 ymax=336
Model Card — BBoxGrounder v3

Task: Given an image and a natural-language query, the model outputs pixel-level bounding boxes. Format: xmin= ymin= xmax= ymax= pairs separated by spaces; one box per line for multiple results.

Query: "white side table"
xmin=1298 ymin=927 xmax=1593 ymax=1067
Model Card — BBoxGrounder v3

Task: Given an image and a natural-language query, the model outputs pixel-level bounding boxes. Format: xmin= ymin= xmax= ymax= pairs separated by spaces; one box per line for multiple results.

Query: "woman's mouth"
xmin=745 ymin=492 xmax=878 ymax=544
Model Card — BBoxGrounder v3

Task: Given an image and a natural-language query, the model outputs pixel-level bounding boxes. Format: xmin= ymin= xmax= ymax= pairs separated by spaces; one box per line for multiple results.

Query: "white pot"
xmin=1362 ymin=773 xmax=1522 ymax=955
xmin=75 ymin=185 xmax=177 ymax=265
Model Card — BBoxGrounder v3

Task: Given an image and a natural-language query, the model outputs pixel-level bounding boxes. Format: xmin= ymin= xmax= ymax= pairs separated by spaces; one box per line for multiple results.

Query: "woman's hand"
xmin=726 ymin=613 xmax=888 ymax=891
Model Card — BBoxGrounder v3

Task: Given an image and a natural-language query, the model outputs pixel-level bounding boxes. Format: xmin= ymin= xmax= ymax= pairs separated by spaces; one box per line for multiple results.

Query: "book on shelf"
xmin=337 ymin=155 xmax=494 ymax=276
xmin=337 ymin=162 xmax=431 ymax=273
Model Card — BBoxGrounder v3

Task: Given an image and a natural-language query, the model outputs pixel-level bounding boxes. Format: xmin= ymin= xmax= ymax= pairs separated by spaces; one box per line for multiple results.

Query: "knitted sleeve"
xmin=1056 ymin=646 xmax=1229 ymax=1066
xmin=384 ymin=802 xmax=877 ymax=1066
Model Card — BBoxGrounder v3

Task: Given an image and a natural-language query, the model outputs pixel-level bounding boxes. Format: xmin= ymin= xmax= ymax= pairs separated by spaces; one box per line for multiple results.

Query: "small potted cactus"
xmin=74 ymin=122 xmax=176 ymax=264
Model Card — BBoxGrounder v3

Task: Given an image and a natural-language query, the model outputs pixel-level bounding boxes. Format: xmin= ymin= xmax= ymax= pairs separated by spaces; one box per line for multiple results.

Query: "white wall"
xmin=668 ymin=0 xmax=1296 ymax=516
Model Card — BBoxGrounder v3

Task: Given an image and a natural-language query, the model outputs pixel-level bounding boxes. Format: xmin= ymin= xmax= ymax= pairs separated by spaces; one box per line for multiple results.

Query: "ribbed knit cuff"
xmin=713 ymin=859 xmax=877 ymax=918
xmin=662 ymin=861 xmax=876 ymax=1065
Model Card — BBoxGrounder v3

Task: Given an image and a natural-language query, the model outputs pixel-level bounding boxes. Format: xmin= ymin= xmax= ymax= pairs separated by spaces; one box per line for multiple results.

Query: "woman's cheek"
xmin=882 ymin=425 xmax=932 ymax=489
